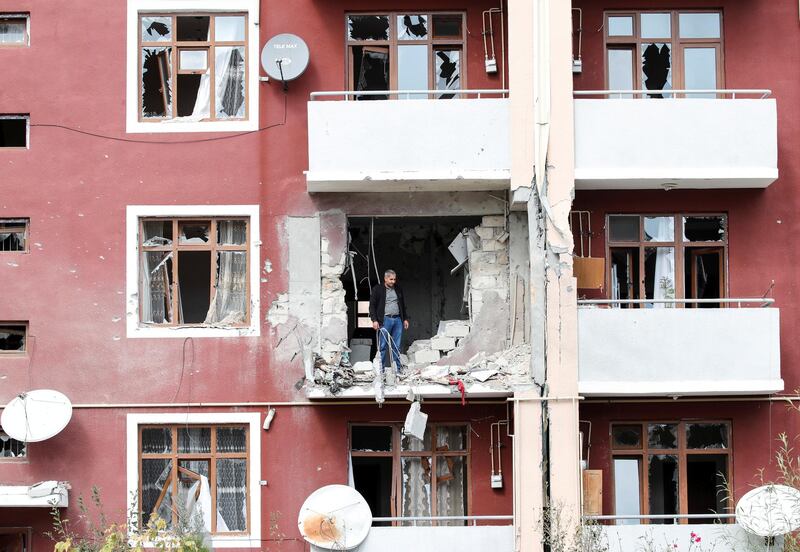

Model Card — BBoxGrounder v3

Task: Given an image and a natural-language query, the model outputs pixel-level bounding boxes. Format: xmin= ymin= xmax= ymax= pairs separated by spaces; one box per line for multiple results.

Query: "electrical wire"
xmin=29 ymin=92 xmax=288 ymax=145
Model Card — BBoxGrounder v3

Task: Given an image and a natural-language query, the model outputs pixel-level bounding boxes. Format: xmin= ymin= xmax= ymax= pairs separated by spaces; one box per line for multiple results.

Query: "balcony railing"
xmin=577 ymin=298 xmax=782 ymax=396
xmin=306 ymin=89 xmax=510 ymax=192
xmin=354 ymin=515 xmax=513 ymax=552
xmin=573 ymin=89 xmax=778 ymax=190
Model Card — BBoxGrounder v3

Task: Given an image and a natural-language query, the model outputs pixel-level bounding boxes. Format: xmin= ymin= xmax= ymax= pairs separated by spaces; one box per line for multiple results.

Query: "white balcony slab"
xmin=574 ymin=99 xmax=778 ymax=189
xmin=598 ymin=523 xmax=780 ymax=552
xmin=311 ymin=525 xmax=513 ymax=552
xmin=306 ymin=98 xmax=510 ymax=192
xmin=578 ymin=308 xmax=782 ymax=396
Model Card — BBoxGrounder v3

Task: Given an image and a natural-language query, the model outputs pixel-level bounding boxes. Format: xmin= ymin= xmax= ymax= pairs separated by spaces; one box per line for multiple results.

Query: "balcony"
xmin=356 ymin=518 xmax=513 ymax=552
xmin=306 ymin=90 xmax=510 ymax=192
xmin=574 ymin=90 xmax=778 ymax=190
xmin=577 ymin=299 xmax=782 ymax=397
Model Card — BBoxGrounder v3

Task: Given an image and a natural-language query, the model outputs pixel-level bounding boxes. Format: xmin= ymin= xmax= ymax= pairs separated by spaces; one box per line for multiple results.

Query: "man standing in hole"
xmin=369 ymin=269 xmax=409 ymax=373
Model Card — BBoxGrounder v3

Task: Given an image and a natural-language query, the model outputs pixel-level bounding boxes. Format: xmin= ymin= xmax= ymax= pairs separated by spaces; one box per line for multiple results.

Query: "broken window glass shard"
xmin=0 ymin=324 xmax=25 ymax=352
xmin=218 ymin=220 xmax=246 ymax=245
xmin=141 ymin=47 xmax=172 ymax=118
xmin=612 ymin=425 xmax=642 ymax=448
xmin=0 ymin=219 xmax=27 ymax=251
xmin=176 ymin=15 xmax=210 ymax=41
xmin=178 ymin=426 xmax=211 ymax=453
xmin=641 ymin=42 xmax=672 ymax=98
xmin=398 ymin=15 xmax=428 ymax=40
xmin=141 ymin=458 xmax=173 ymax=525
xmin=640 ymin=13 xmax=671 ymax=39
xmin=215 ymin=16 xmax=245 ymax=41
xmin=0 ymin=430 xmax=26 ymax=458
xmin=142 ymin=427 xmax=173 ymax=453
xmin=608 ymin=215 xmax=639 ymax=242
xmin=607 ymin=15 xmax=633 ymax=36
xmin=141 ymin=16 xmax=172 ymax=42
xmin=648 ymin=454 xmax=678 ymax=523
xmin=179 ymin=49 xmax=208 ymax=71
xmin=177 ymin=459 xmax=210 ymax=521
xmin=648 ymin=423 xmax=678 ymax=449
xmin=686 ymin=423 xmax=728 ymax=449
xmin=401 ymin=457 xmax=432 ymax=525
xmin=348 ymin=15 xmax=390 ymax=41
xmin=141 ymin=252 xmax=173 ymax=324
xmin=352 ymin=425 xmax=392 ymax=451
xmin=179 ymin=221 xmax=210 ymax=244
xmin=435 ymin=50 xmax=460 ymax=99
xmin=353 ymin=46 xmax=389 ymax=100
xmin=217 ymin=427 xmax=247 ymax=453
xmin=397 ymin=44 xmax=428 ymax=99
xmin=215 ymin=46 xmax=246 ymax=118
xmin=205 ymin=251 xmax=247 ymax=325
xmin=216 ymin=458 xmax=247 ymax=531
xmin=432 ymin=14 xmax=462 ymax=38
xmin=142 ymin=220 xmax=173 ymax=246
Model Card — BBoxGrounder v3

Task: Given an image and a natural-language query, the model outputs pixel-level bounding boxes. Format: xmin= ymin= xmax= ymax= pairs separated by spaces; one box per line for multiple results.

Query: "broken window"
xmin=139 ymin=424 xmax=249 ymax=533
xmin=139 ymin=13 xmax=247 ymax=121
xmin=605 ymin=11 xmax=722 ymax=98
xmin=0 ymin=323 xmax=26 ymax=353
xmin=607 ymin=213 xmax=727 ymax=307
xmin=0 ymin=14 xmax=28 ymax=46
xmin=347 ymin=12 xmax=465 ymax=100
xmin=139 ymin=217 xmax=249 ymax=326
xmin=0 ymin=115 xmax=28 ymax=148
xmin=0 ymin=430 xmax=26 ymax=458
xmin=611 ymin=421 xmax=731 ymax=524
xmin=0 ymin=529 xmax=29 ymax=552
xmin=0 ymin=218 xmax=29 ymax=251
xmin=350 ymin=424 xmax=468 ymax=526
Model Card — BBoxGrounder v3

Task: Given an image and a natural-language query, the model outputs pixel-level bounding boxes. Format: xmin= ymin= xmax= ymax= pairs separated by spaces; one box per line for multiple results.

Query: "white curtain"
xmin=643 ymin=218 xmax=675 ymax=308
xmin=141 ymin=251 xmax=173 ymax=323
xmin=216 ymin=459 xmax=247 ymax=532
xmin=204 ymin=222 xmax=247 ymax=325
xmin=401 ymin=458 xmax=432 ymax=525
xmin=215 ymin=47 xmax=246 ymax=118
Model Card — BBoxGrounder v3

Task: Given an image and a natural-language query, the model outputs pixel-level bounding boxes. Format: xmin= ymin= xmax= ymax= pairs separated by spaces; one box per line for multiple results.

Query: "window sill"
xmin=128 ymin=324 xmax=259 ymax=339
xmin=125 ymin=118 xmax=257 ymax=134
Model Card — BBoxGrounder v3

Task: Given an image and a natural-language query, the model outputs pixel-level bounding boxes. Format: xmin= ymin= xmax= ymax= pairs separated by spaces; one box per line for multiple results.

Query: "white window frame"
xmin=126 ymin=412 xmax=262 ymax=548
xmin=126 ymin=204 xmax=261 ymax=338
xmin=0 ymin=13 xmax=30 ymax=47
xmin=125 ymin=0 xmax=260 ymax=133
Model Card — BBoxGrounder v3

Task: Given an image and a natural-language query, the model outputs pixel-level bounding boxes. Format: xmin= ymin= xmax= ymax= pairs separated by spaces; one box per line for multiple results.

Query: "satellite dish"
xmin=736 ymin=484 xmax=800 ymax=537
xmin=297 ymin=484 xmax=372 ymax=550
xmin=261 ymin=34 xmax=309 ymax=81
xmin=1 ymin=389 xmax=73 ymax=442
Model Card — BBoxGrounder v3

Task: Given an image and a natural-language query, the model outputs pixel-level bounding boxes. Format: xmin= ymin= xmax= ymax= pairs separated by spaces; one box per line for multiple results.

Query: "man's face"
xmin=384 ymin=274 xmax=396 ymax=287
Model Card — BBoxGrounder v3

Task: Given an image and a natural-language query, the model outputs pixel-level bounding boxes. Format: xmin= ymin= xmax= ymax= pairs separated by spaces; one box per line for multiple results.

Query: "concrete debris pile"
xmin=405 ymin=319 xmax=471 ymax=368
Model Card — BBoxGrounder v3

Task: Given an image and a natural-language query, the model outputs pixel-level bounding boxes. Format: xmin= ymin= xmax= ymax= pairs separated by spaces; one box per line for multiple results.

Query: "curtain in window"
xmin=216 ymin=459 xmax=247 ymax=531
xmin=216 ymin=47 xmax=246 ymax=118
xmin=204 ymin=222 xmax=247 ymax=325
xmin=401 ymin=457 xmax=432 ymax=524
xmin=141 ymin=252 xmax=173 ymax=323
xmin=644 ymin=218 xmax=675 ymax=308
xmin=190 ymin=71 xmax=212 ymax=120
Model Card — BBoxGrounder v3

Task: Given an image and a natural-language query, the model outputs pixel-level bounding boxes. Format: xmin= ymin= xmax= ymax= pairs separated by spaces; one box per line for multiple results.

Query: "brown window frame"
xmin=604 ymin=10 xmax=724 ymax=97
xmin=138 ymin=424 xmax=250 ymax=535
xmin=0 ymin=14 xmax=30 ymax=47
xmin=0 ymin=528 xmax=32 ymax=552
xmin=345 ymin=12 xmax=467 ymax=98
xmin=0 ymin=322 xmax=27 ymax=355
xmin=0 ymin=429 xmax=27 ymax=461
xmin=610 ymin=421 xmax=733 ymax=524
xmin=0 ymin=218 xmax=29 ymax=252
xmin=138 ymin=217 xmax=250 ymax=327
xmin=349 ymin=422 xmax=471 ymax=525
xmin=605 ymin=213 xmax=728 ymax=305
xmin=138 ymin=12 xmax=249 ymax=122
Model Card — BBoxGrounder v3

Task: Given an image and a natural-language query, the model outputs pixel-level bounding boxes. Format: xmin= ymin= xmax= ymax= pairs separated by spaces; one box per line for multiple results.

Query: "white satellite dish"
xmin=297 ymin=484 xmax=372 ymax=550
xmin=736 ymin=484 xmax=800 ymax=537
xmin=1 ymin=389 xmax=73 ymax=442
xmin=261 ymin=34 xmax=309 ymax=81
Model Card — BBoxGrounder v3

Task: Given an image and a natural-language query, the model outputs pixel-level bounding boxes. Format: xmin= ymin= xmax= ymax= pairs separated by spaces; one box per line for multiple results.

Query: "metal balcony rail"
xmin=310 ymin=89 xmax=509 ymax=100
xmin=586 ymin=513 xmax=737 ymax=521
xmin=578 ymin=298 xmax=775 ymax=308
xmin=574 ymin=89 xmax=772 ymax=99
xmin=371 ymin=515 xmax=513 ymax=526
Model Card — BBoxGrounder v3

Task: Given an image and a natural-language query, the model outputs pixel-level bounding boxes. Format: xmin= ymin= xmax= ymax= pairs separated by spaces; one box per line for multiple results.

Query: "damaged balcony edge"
xmin=305 ymin=384 xmax=532 ymax=400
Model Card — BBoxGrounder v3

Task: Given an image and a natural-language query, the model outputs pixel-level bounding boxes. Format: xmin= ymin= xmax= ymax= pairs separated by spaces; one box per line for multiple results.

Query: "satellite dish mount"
xmin=261 ymin=34 xmax=310 ymax=92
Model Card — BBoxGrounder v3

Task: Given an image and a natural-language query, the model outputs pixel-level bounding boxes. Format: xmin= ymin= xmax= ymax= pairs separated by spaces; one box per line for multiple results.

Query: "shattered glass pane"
xmin=141 ymin=251 xmax=173 ymax=324
xmin=178 ymin=427 xmax=211 ymax=453
xmin=435 ymin=49 xmax=461 ymax=99
xmin=177 ymin=16 xmax=210 ymax=41
xmin=352 ymin=426 xmax=392 ymax=451
xmin=401 ymin=457 xmax=432 ymax=525
xmin=178 ymin=459 xmax=210 ymax=528
xmin=141 ymin=427 xmax=172 ymax=453
xmin=648 ymin=454 xmax=678 ymax=523
xmin=436 ymin=456 xmax=466 ymax=525
xmin=644 ymin=247 xmax=675 ymax=306
xmin=215 ymin=46 xmax=246 ymax=119
xmin=640 ymin=13 xmax=671 ymax=38
xmin=398 ymin=15 xmax=428 ymax=40
xmin=142 ymin=220 xmax=173 ymax=246
xmin=0 ymin=18 xmax=26 ymax=44
xmin=215 ymin=16 xmax=246 ymax=41
xmin=0 ymin=325 xmax=25 ymax=352
xmin=641 ymin=43 xmax=672 ymax=98
xmin=207 ymin=251 xmax=247 ymax=325
xmin=686 ymin=423 xmax=728 ymax=449
xmin=176 ymin=73 xmax=207 ymax=117
xmin=608 ymin=215 xmax=639 ymax=242
xmin=348 ymin=15 xmax=390 ymax=41
xmin=607 ymin=49 xmax=634 ymax=97
xmin=398 ymin=45 xmax=428 ymax=99
xmin=180 ymin=49 xmax=208 ymax=71
xmin=683 ymin=216 xmax=726 ymax=242
xmin=353 ymin=46 xmax=389 ymax=100
xmin=607 ymin=16 xmax=633 ymax=36
xmin=141 ymin=458 xmax=173 ymax=525
xmin=141 ymin=16 xmax=172 ymax=42
xmin=141 ymin=47 xmax=173 ymax=118
xmin=216 ymin=459 xmax=247 ymax=532
xmin=179 ymin=221 xmax=210 ymax=244
xmin=612 ymin=425 xmax=642 ymax=449
xmin=217 ymin=427 xmax=247 ymax=452
xmin=432 ymin=14 xmax=462 ymax=38
xmin=648 ymin=423 xmax=677 ymax=449
xmin=402 ymin=426 xmax=431 ymax=451
xmin=679 ymin=13 xmax=720 ymax=39
xmin=218 ymin=220 xmax=247 ymax=245
xmin=644 ymin=216 xmax=674 ymax=242
xmin=683 ymin=48 xmax=717 ymax=98
xmin=0 ymin=430 xmax=26 ymax=458
xmin=436 ymin=426 xmax=466 ymax=451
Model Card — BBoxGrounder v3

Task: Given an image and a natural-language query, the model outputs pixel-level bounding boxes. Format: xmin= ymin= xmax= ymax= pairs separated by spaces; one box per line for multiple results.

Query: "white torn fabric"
xmin=184 ymin=474 xmax=229 ymax=533
xmin=205 ymin=222 xmax=247 ymax=324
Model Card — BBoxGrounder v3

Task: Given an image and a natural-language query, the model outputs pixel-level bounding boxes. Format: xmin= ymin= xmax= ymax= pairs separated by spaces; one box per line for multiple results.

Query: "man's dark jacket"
xmin=369 ymin=283 xmax=409 ymax=326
